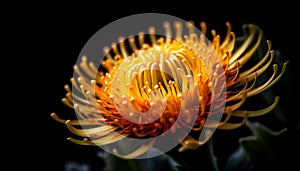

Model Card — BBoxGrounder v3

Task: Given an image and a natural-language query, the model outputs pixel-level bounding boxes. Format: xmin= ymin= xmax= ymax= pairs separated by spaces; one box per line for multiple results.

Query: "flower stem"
xmin=208 ymin=138 xmax=219 ymax=171
xmin=169 ymin=137 xmax=219 ymax=171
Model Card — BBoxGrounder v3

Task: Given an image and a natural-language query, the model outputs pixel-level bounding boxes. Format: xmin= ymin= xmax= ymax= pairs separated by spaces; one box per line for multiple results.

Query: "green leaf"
xmin=239 ymin=121 xmax=288 ymax=169
xmin=99 ymin=148 xmax=180 ymax=171
xmin=225 ymin=147 xmax=252 ymax=171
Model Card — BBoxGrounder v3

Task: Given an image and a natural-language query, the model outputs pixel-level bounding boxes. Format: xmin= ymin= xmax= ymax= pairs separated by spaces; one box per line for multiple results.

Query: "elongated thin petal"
xmin=65 ymin=120 xmax=116 ymax=137
xmin=88 ymin=132 xmax=128 ymax=146
xmin=218 ymin=111 xmax=248 ymax=129
xmin=232 ymin=96 xmax=280 ymax=117
xmin=112 ymin=140 xmax=156 ymax=159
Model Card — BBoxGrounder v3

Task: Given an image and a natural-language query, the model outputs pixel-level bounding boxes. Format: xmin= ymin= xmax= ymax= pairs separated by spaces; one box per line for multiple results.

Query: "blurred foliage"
xmin=225 ymin=121 xmax=298 ymax=171
xmin=98 ymin=148 xmax=180 ymax=171
xmin=65 ymin=161 xmax=90 ymax=171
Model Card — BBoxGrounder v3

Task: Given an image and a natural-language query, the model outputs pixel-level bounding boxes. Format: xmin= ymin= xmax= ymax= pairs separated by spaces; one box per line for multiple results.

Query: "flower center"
xmin=96 ymin=37 xmax=215 ymax=138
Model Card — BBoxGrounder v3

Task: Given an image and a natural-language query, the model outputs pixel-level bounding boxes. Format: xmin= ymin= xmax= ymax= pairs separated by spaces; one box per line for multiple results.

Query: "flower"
xmin=51 ymin=20 xmax=287 ymax=158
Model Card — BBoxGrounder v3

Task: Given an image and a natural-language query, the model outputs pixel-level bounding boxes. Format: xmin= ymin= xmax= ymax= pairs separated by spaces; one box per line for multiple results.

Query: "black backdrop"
xmin=21 ymin=7 xmax=299 ymax=171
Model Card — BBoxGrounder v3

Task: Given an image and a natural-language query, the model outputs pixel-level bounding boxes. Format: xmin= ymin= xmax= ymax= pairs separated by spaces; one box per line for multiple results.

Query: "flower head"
xmin=51 ymin=20 xmax=287 ymax=158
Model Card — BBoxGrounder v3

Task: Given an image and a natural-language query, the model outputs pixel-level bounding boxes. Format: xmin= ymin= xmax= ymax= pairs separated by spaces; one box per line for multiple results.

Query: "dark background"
xmin=16 ymin=6 xmax=299 ymax=171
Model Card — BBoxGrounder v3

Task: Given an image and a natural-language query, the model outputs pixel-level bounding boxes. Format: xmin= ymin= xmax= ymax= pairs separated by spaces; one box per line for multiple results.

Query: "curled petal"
xmin=112 ymin=140 xmax=156 ymax=159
